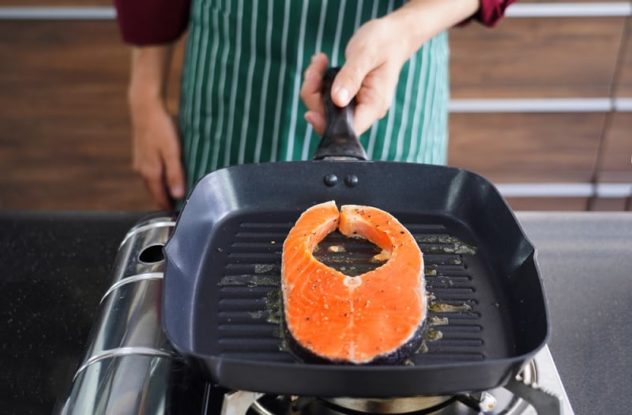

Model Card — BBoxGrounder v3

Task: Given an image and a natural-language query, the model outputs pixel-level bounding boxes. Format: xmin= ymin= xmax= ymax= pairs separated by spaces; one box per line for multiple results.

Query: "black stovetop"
xmin=0 ymin=212 xmax=143 ymax=414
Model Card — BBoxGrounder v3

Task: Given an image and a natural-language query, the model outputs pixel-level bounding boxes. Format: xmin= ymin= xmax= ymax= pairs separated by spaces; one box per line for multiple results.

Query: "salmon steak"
xmin=281 ymin=201 xmax=426 ymax=364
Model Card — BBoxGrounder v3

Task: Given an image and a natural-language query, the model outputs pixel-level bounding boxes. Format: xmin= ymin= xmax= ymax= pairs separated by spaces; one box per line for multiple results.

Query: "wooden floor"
xmin=0 ymin=3 xmax=630 ymax=211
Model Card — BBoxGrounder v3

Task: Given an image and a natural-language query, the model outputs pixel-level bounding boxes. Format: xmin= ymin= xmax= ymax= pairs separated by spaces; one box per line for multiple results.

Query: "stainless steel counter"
xmin=517 ymin=212 xmax=632 ymax=415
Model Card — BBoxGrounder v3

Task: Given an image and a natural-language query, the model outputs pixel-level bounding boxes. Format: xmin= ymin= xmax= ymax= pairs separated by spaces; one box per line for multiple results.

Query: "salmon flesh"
xmin=281 ymin=201 xmax=426 ymax=364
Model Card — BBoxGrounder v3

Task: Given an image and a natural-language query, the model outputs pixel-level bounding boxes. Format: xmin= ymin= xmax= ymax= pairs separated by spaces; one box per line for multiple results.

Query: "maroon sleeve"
xmin=114 ymin=0 xmax=191 ymax=45
xmin=458 ymin=0 xmax=516 ymax=27
xmin=477 ymin=0 xmax=516 ymax=26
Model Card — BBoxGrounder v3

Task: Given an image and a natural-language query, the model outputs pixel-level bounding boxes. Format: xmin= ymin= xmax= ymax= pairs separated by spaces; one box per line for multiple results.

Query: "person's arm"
xmin=301 ymin=0 xmax=501 ymax=136
xmin=128 ymin=46 xmax=185 ymax=209
xmin=114 ymin=0 xmax=190 ymax=209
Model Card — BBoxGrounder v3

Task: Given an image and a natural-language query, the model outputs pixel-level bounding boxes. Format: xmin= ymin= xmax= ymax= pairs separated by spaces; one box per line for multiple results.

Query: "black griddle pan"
xmin=163 ymin=69 xmax=548 ymax=397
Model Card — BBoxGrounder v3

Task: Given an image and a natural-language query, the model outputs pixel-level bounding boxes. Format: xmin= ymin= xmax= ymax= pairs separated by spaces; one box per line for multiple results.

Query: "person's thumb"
xmin=331 ymin=54 xmax=373 ymax=107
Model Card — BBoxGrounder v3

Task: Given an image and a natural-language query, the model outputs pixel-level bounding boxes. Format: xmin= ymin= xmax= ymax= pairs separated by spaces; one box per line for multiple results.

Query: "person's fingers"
xmin=162 ymin=143 xmax=186 ymax=199
xmin=332 ymin=53 xmax=375 ymax=107
xmin=140 ymin=163 xmax=172 ymax=210
xmin=300 ymin=53 xmax=329 ymax=113
xmin=146 ymin=179 xmax=171 ymax=210
xmin=353 ymin=102 xmax=386 ymax=136
xmin=352 ymin=65 xmax=398 ymax=135
xmin=132 ymin=141 xmax=171 ymax=210
xmin=304 ymin=111 xmax=327 ymax=136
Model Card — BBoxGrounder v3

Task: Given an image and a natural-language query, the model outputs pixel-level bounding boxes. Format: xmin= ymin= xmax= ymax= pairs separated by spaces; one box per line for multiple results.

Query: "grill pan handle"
xmin=313 ymin=67 xmax=368 ymax=161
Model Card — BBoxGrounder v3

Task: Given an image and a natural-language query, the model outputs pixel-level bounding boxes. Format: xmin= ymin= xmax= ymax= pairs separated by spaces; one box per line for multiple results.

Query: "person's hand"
xmin=301 ymin=17 xmax=415 ymax=136
xmin=129 ymin=98 xmax=185 ymax=210
xmin=301 ymin=0 xmax=479 ymax=136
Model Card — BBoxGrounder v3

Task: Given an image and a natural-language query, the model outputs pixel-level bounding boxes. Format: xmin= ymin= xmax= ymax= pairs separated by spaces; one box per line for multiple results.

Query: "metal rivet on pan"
xmin=344 ymin=174 xmax=359 ymax=187
xmin=324 ymin=174 xmax=338 ymax=187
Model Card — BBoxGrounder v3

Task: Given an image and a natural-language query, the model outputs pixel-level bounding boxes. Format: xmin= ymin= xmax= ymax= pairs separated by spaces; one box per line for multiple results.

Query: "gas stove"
xmin=59 ymin=217 xmax=574 ymax=415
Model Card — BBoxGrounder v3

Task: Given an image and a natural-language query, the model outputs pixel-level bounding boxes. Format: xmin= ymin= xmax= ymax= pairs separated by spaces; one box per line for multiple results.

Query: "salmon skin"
xmin=281 ymin=201 xmax=426 ymax=364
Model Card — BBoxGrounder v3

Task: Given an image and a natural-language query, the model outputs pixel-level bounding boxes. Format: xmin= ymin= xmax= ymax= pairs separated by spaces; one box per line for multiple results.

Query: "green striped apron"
xmin=180 ymin=0 xmax=449 ymax=191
